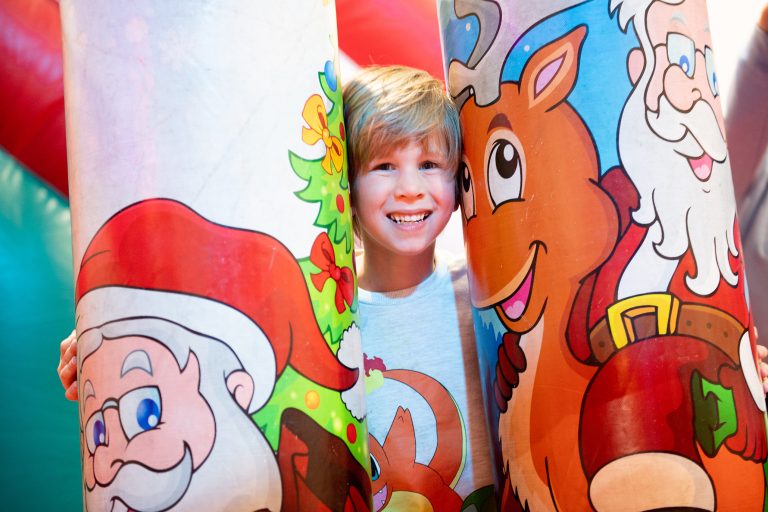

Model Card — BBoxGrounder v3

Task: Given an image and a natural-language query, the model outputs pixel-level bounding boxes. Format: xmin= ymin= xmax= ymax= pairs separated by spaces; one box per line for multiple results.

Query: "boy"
xmin=343 ymin=65 xmax=495 ymax=510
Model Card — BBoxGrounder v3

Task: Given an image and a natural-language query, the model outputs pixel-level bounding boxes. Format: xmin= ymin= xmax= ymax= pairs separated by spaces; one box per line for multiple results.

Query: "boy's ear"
xmin=454 ymin=181 xmax=461 ymax=212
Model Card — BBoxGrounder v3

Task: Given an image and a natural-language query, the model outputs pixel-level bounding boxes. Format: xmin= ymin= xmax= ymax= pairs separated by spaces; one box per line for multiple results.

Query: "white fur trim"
xmin=337 ymin=323 xmax=366 ymax=420
xmin=739 ymin=332 xmax=767 ymax=413
xmin=76 ymin=286 xmax=276 ymax=412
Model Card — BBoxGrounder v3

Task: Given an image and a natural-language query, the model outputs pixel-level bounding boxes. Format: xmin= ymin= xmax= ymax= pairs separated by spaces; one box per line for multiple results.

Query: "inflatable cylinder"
xmin=438 ymin=0 xmax=768 ymax=510
xmin=60 ymin=1 xmax=371 ymax=510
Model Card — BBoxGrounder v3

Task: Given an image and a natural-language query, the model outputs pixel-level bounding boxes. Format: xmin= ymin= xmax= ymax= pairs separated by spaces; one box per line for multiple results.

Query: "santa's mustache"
xmin=646 ymin=95 xmax=728 ymax=163
xmin=85 ymin=446 xmax=193 ymax=512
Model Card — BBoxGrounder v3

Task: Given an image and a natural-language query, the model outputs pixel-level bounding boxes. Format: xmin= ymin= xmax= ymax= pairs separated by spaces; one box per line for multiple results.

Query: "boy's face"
xmin=352 ymin=137 xmax=456 ymax=260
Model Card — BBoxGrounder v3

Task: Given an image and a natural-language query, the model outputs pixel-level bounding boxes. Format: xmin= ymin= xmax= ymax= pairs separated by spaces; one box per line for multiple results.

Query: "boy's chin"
xmin=392 ymin=235 xmax=439 ymax=253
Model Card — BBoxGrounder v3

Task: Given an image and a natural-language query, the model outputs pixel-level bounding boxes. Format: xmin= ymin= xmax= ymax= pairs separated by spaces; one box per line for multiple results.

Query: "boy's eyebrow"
xmin=488 ymin=113 xmax=512 ymax=133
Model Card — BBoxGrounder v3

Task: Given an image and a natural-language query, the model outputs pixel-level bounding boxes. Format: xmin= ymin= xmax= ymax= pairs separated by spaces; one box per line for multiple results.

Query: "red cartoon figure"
xmin=367 ymin=368 xmax=465 ymax=512
xmin=565 ymin=0 xmax=768 ymax=509
xmin=454 ymin=24 xmax=617 ymax=510
xmin=75 ymin=198 xmax=370 ymax=511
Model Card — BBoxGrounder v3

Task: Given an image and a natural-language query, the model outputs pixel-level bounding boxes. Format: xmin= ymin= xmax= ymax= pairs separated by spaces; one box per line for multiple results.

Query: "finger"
xmin=59 ymin=339 xmax=78 ymax=373
xmin=60 ymin=339 xmax=77 ymax=372
xmin=58 ymin=357 xmax=78 ymax=390
xmin=757 ymin=344 xmax=768 ymax=361
xmin=64 ymin=381 xmax=79 ymax=401
xmin=64 ymin=338 xmax=77 ymax=360
xmin=760 ymin=362 xmax=768 ymax=381
xmin=60 ymin=337 xmax=70 ymax=359
xmin=60 ymin=330 xmax=76 ymax=357
xmin=59 ymin=339 xmax=76 ymax=371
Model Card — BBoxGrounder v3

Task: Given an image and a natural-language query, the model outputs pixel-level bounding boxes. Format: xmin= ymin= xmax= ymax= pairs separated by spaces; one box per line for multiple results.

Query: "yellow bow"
xmin=301 ymin=94 xmax=343 ymax=175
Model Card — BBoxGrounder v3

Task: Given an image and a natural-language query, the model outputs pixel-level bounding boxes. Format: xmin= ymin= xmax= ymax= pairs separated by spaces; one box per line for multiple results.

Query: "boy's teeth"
xmin=389 ymin=213 xmax=429 ymax=223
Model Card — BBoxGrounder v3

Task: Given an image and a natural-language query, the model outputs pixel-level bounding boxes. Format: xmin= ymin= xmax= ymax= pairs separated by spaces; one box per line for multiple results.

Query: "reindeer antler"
xmin=447 ymin=0 xmax=586 ymax=108
xmin=448 ymin=0 xmax=507 ymax=108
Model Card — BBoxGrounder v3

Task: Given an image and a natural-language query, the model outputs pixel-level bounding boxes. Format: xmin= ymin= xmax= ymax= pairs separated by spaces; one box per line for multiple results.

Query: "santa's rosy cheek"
xmin=83 ymin=455 xmax=96 ymax=489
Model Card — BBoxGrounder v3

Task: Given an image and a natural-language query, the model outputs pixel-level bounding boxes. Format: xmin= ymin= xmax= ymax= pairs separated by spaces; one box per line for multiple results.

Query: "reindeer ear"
xmin=521 ymin=25 xmax=587 ymax=111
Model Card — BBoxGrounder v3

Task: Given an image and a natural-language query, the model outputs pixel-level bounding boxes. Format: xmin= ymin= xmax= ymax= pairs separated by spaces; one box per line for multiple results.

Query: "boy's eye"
xmin=421 ymin=161 xmax=438 ymax=170
xmin=372 ymin=163 xmax=395 ymax=171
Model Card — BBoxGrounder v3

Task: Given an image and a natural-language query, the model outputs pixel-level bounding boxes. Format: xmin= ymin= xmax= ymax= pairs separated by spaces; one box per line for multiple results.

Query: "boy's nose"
xmin=394 ymin=168 xmax=425 ymax=199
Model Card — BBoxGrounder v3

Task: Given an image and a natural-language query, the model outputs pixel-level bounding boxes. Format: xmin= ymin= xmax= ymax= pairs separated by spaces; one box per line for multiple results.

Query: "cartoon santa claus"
xmin=75 ymin=198 xmax=369 ymax=512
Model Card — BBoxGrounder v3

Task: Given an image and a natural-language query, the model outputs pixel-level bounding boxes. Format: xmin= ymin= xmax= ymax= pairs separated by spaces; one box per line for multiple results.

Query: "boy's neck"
xmin=357 ymin=244 xmax=437 ymax=293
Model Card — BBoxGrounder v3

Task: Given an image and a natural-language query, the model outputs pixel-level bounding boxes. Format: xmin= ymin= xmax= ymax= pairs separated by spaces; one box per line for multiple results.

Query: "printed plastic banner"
xmin=60 ymin=1 xmax=371 ymax=510
xmin=439 ymin=0 xmax=768 ymax=510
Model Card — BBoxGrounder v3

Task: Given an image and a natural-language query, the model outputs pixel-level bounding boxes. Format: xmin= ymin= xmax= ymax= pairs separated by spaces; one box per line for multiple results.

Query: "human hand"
xmin=760 ymin=4 xmax=768 ymax=33
xmin=757 ymin=344 xmax=768 ymax=395
xmin=57 ymin=330 xmax=78 ymax=401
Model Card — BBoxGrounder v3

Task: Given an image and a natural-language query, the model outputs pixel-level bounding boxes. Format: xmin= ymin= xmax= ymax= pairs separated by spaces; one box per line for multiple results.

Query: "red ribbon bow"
xmin=310 ymin=232 xmax=354 ymax=314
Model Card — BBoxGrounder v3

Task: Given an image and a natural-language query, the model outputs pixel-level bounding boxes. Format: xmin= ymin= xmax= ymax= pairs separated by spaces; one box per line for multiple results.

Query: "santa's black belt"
xmin=588 ymin=293 xmax=744 ymax=364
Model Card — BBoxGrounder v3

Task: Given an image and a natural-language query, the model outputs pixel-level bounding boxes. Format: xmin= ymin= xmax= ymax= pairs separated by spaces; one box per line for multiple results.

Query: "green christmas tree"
xmin=290 ymin=63 xmax=357 ymax=344
xmin=252 ymin=61 xmax=368 ymax=470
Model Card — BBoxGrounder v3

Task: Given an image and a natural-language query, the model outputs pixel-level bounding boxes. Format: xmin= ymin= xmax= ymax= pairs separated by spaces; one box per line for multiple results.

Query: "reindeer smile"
xmin=475 ymin=244 xmax=540 ymax=319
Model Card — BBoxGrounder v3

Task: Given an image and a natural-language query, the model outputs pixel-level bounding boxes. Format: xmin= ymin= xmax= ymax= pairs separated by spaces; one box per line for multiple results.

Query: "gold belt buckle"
xmin=606 ymin=293 xmax=681 ymax=349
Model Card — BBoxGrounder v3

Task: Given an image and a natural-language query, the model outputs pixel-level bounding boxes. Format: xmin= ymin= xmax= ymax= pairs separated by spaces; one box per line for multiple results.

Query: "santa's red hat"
xmin=75 ymin=198 xmax=358 ymax=411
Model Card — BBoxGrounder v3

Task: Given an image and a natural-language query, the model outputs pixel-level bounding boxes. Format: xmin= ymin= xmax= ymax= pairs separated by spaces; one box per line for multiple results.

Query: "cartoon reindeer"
xmin=368 ymin=369 xmax=465 ymax=512
xmin=450 ymin=10 xmax=618 ymax=511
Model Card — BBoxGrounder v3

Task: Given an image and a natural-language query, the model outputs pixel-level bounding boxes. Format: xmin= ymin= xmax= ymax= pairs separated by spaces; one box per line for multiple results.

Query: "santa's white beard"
xmin=84 ymin=447 xmax=193 ymax=512
xmin=84 ymin=371 xmax=281 ymax=512
xmin=618 ymin=88 xmax=738 ymax=296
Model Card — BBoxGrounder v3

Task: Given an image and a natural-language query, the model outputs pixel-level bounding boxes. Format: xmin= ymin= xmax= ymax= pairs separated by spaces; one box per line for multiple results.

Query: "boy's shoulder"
xmin=435 ymin=250 xmax=470 ymax=313
xmin=436 ymin=249 xmax=468 ymax=281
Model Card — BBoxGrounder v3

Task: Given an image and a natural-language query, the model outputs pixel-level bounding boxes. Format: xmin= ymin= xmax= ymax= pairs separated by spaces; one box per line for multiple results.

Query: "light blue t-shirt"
xmin=358 ymin=252 xmax=494 ymax=511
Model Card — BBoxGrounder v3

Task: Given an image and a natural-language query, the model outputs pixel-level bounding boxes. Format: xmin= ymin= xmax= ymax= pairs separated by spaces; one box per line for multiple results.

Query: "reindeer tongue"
xmin=500 ymin=267 xmax=533 ymax=321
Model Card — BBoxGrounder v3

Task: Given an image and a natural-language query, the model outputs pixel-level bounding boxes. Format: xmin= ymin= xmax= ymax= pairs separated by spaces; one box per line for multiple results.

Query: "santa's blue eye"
xmin=119 ymin=386 xmax=162 ymax=440
xmin=705 ymin=47 xmax=718 ymax=96
xmin=667 ymin=33 xmax=695 ymax=78
xmin=137 ymin=398 xmax=160 ymax=430
xmin=84 ymin=411 xmax=106 ymax=454
xmin=93 ymin=419 xmax=105 ymax=448
xmin=679 ymin=55 xmax=691 ymax=74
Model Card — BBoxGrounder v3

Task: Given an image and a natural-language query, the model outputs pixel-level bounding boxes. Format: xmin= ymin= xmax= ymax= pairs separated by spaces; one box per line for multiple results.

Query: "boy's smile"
xmin=387 ymin=211 xmax=431 ymax=226
xmin=353 ymin=138 xmax=456 ymax=263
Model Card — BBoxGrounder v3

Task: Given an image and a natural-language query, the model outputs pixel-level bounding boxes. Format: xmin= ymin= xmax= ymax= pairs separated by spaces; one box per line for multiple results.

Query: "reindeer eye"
xmin=459 ymin=159 xmax=476 ymax=221
xmin=487 ymin=135 xmax=523 ymax=208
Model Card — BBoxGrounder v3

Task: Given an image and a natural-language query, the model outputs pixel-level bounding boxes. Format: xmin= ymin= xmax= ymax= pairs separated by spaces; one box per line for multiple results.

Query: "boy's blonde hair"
xmin=343 ymin=65 xmax=461 ymax=184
